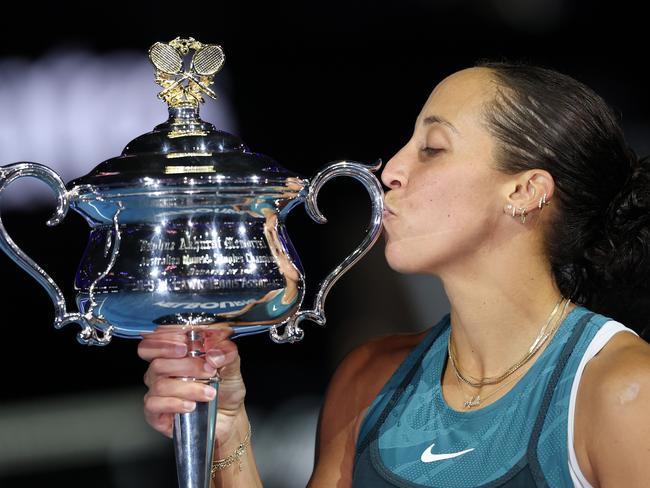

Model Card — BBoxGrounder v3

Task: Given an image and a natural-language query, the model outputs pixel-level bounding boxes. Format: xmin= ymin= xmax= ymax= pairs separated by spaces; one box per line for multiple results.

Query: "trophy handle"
xmin=270 ymin=159 xmax=384 ymax=343
xmin=0 ymin=162 xmax=109 ymax=345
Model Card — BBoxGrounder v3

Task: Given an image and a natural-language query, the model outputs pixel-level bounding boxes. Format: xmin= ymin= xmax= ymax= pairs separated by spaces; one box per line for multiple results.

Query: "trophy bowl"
xmin=0 ymin=37 xmax=383 ymax=488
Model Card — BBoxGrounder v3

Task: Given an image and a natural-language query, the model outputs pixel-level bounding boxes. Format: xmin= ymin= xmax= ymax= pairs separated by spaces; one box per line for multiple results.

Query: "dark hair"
xmin=476 ymin=60 xmax=650 ymax=339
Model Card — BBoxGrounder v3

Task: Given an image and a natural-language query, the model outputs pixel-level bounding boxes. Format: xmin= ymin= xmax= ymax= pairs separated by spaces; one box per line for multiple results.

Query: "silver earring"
xmin=504 ymin=203 xmax=528 ymax=223
xmin=518 ymin=207 xmax=527 ymax=224
xmin=538 ymin=193 xmax=549 ymax=209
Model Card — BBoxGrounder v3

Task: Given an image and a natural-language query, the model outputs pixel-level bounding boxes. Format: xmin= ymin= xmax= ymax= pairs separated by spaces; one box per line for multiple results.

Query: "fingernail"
xmin=175 ymin=344 xmax=187 ymax=357
xmin=204 ymin=362 xmax=218 ymax=374
xmin=206 ymin=350 xmax=225 ymax=367
xmin=204 ymin=386 xmax=217 ymax=400
xmin=182 ymin=401 xmax=196 ymax=412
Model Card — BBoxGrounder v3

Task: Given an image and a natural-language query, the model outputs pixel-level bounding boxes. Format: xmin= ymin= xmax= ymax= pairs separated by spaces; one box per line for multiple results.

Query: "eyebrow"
xmin=422 ymin=114 xmax=460 ymax=135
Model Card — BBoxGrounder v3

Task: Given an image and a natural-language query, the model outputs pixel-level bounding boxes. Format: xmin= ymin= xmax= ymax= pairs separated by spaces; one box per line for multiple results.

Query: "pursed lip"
xmin=383 ymin=201 xmax=397 ymax=217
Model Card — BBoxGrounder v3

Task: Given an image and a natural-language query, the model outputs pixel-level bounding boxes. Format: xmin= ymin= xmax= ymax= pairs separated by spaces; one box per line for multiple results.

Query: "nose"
xmin=381 ymin=147 xmax=408 ymax=190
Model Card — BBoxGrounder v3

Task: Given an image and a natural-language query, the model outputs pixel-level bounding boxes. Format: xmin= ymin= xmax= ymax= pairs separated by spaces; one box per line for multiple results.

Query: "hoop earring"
xmin=538 ymin=193 xmax=549 ymax=209
xmin=518 ymin=207 xmax=527 ymax=224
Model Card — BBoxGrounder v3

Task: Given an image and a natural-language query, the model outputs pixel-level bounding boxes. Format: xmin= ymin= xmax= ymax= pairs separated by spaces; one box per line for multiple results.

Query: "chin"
xmin=383 ymin=241 xmax=429 ymax=275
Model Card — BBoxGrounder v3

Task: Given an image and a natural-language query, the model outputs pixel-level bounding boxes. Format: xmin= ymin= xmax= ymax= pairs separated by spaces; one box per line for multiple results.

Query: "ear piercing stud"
xmin=538 ymin=193 xmax=549 ymax=209
xmin=504 ymin=192 xmax=550 ymax=224
xmin=518 ymin=207 xmax=527 ymax=224
xmin=503 ymin=203 xmax=532 ymax=224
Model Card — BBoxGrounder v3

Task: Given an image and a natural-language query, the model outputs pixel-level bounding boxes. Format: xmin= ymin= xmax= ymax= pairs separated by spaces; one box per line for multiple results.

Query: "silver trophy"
xmin=0 ymin=37 xmax=383 ymax=487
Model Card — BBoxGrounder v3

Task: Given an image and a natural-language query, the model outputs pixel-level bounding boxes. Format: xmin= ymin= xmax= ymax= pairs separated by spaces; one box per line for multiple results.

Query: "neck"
xmin=436 ymin=237 xmax=575 ymax=380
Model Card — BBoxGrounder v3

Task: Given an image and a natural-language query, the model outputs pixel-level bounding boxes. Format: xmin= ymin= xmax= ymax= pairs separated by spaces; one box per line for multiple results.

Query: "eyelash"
xmin=421 ymin=147 xmax=442 ymax=156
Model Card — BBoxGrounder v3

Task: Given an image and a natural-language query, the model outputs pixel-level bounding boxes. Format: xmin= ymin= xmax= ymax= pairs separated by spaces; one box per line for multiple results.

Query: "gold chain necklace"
xmin=448 ymin=297 xmax=570 ymax=388
xmin=450 ymin=298 xmax=571 ymax=409
xmin=453 ymin=363 xmax=525 ymax=409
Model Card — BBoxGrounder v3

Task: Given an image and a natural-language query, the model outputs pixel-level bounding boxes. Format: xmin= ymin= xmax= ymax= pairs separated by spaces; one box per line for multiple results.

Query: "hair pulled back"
xmin=476 ymin=60 xmax=650 ymax=338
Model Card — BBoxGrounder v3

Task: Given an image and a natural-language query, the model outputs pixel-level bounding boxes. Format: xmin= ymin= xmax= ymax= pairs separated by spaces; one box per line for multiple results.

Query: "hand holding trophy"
xmin=0 ymin=37 xmax=383 ymax=487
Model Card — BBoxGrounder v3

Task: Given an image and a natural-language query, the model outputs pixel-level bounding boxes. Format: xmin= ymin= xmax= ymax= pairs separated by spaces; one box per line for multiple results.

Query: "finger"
xmin=209 ymin=355 xmax=242 ymax=386
xmin=148 ymin=377 xmax=217 ymax=403
xmin=144 ymin=357 xmax=217 ymax=387
xmin=145 ymin=412 xmax=174 ymax=439
xmin=144 ymin=330 xmax=188 ymax=341
xmin=138 ymin=339 xmax=188 ymax=362
xmin=144 ymin=394 xmax=197 ymax=415
xmin=143 ymin=396 xmax=196 ymax=438
xmin=204 ymin=339 xmax=239 ymax=370
xmin=200 ymin=327 xmax=233 ymax=345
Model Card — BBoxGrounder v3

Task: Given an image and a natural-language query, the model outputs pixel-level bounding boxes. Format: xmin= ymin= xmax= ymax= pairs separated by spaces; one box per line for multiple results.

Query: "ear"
xmin=503 ymin=170 xmax=555 ymax=221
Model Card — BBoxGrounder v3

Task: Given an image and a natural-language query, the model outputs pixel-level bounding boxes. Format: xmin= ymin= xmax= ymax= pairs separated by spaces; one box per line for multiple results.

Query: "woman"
xmin=138 ymin=62 xmax=650 ymax=487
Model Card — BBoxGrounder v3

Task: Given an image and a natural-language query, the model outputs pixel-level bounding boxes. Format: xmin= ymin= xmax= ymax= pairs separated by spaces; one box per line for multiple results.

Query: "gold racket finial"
xmin=148 ymin=37 xmax=225 ymax=109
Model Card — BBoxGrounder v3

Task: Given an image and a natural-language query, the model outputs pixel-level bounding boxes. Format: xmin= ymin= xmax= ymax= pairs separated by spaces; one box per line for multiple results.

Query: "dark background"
xmin=0 ymin=1 xmax=648 ymax=487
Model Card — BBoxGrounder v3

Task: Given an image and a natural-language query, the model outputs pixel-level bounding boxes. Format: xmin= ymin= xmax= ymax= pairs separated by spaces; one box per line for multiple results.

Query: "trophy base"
xmin=174 ymin=376 xmax=219 ymax=488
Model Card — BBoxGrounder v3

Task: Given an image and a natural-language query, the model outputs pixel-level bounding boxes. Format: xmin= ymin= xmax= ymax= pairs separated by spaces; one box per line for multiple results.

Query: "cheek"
xmin=382 ymin=184 xmax=455 ymax=272
xmin=404 ymin=173 xmax=467 ymax=228
xmin=382 ymin=173 xmax=497 ymax=272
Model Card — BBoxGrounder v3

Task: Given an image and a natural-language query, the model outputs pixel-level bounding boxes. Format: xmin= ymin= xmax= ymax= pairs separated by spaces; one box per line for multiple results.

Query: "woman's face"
xmin=381 ymin=67 xmax=512 ymax=275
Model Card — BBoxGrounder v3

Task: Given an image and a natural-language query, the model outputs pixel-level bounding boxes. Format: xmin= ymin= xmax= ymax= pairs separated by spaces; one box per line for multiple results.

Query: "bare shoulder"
xmin=577 ymin=329 xmax=650 ymax=487
xmin=580 ymin=330 xmax=650 ymax=412
xmin=307 ymin=329 xmax=429 ymax=487
xmin=332 ymin=330 xmax=430 ymax=407
xmin=582 ymin=330 xmax=650 ymax=396
xmin=320 ymin=329 xmax=430 ymax=437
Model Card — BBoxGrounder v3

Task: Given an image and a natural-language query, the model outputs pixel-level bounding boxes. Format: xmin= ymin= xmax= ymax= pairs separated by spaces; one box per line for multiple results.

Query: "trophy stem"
xmin=173 ymin=329 xmax=220 ymax=488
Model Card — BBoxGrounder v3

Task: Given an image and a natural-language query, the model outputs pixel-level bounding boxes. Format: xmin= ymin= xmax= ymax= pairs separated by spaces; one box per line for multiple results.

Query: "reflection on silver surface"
xmin=0 ymin=37 xmax=384 ymax=488
xmin=271 ymin=159 xmax=384 ymax=343
xmin=0 ymin=163 xmax=110 ymax=345
xmin=0 ymin=159 xmax=383 ymax=343
xmin=71 ymin=175 xmax=308 ymax=340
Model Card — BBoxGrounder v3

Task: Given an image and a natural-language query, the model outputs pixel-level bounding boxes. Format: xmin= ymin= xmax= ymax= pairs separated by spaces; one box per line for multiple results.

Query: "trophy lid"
xmin=67 ymin=37 xmax=302 ymax=195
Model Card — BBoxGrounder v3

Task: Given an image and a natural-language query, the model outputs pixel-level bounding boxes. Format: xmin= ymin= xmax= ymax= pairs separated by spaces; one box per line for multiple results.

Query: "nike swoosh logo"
xmin=420 ymin=443 xmax=475 ymax=463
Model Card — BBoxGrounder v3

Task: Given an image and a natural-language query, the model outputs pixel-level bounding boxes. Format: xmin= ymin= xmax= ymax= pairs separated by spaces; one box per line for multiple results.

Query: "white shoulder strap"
xmin=568 ymin=320 xmax=638 ymax=487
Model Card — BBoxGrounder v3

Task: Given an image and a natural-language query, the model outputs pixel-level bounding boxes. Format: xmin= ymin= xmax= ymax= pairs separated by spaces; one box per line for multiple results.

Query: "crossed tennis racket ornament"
xmin=149 ymin=37 xmax=225 ymax=108
xmin=0 ymin=37 xmax=384 ymax=487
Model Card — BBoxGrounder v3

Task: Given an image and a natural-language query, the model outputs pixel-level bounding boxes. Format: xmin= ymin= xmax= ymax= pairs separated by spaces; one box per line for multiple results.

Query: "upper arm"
xmin=307 ymin=343 xmax=374 ymax=488
xmin=307 ymin=334 xmax=418 ymax=488
xmin=585 ymin=340 xmax=650 ymax=487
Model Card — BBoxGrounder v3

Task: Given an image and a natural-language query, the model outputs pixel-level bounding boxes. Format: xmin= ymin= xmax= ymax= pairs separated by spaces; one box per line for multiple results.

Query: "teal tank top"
xmin=353 ymin=306 xmax=610 ymax=487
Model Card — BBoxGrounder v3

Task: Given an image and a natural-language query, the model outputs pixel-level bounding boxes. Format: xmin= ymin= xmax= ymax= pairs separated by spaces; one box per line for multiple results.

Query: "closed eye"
xmin=421 ymin=147 xmax=442 ymax=156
